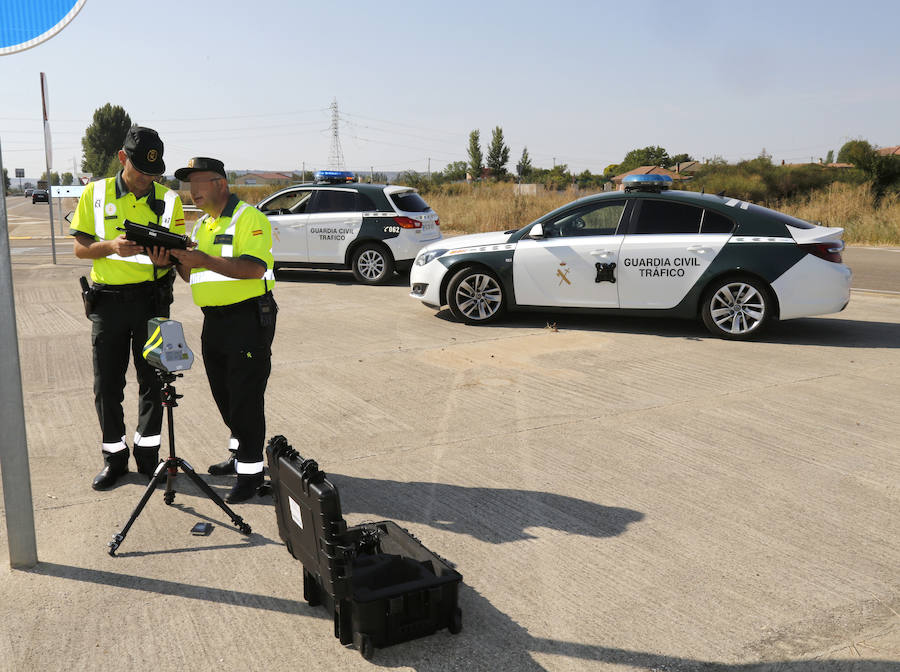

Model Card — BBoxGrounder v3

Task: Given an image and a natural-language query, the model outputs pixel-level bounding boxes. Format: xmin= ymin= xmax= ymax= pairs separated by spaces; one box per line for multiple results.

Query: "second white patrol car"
xmin=260 ymin=171 xmax=441 ymax=284
xmin=410 ymin=175 xmax=851 ymax=340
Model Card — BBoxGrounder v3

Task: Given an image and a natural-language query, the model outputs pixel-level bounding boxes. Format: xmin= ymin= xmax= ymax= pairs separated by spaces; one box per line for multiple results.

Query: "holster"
xmin=256 ymin=292 xmax=278 ymax=327
xmin=79 ymin=276 xmax=97 ymax=319
xmin=153 ymin=272 xmax=176 ymax=315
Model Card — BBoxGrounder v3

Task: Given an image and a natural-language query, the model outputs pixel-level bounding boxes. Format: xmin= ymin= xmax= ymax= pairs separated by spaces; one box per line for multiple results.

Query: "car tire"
xmin=447 ymin=266 xmax=505 ymax=325
xmin=351 ymin=243 xmax=394 ymax=285
xmin=701 ymin=274 xmax=774 ymax=340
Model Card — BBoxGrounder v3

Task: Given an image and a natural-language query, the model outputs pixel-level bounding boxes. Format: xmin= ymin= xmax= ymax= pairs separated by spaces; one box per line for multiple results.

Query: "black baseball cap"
xmin=123 ymin=126 xmax=165 ymax=175
xmin=174 ymin=157 xmax=226 ymax=182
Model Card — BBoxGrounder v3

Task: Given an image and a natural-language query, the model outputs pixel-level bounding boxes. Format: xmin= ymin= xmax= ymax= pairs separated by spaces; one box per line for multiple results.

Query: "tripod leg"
xmin=175 ymin=458 xmax=252 ymax=535
xmin=108 ymin=464 xmax=168 ymax=556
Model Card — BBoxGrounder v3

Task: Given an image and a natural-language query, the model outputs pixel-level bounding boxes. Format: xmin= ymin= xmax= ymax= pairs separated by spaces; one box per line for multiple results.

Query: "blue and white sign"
xmin=0 ymin=0 xmax=86 ymax=55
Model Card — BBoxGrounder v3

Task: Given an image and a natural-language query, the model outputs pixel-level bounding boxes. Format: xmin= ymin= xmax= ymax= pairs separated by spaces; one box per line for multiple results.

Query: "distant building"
xmin=233 ymin=172 xmax=297 ymax=186
xmin=513 ymin=183 xmax=543 ymax=196
xmin=876 ymin=145 xmax=900 ymax=157
xmin=673 ymin=161 xmax=702 ymax=175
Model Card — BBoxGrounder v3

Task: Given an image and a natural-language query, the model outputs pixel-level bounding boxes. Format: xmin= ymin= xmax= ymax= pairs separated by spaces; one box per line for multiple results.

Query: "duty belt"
xmin=93 ymin=278 xmax=167 ymax=299
xmin=200 ymin=294 xmax=263 ymax=316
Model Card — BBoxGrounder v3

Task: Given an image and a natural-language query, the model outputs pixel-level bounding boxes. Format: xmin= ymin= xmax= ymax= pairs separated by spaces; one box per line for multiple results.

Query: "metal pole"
xmin=43 ymin=123 xmax=57 ymax=264
xmin=0 ymin=137 xmax=39 ymax=569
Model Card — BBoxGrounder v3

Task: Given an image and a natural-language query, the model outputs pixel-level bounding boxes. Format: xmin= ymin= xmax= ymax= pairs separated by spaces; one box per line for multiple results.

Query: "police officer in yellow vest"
xmin=71 ymin=126 xmax=186 ymax=490
xmin=156 ymin=157 xmax=276 ymax=503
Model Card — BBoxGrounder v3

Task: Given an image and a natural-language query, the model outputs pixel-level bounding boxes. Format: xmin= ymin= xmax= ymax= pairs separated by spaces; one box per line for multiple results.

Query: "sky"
xmin=1 ymin=0 xmax=898 ymax=181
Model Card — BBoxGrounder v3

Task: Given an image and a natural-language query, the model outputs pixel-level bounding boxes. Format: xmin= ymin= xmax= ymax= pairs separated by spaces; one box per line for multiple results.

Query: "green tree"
xmin=2 ymin=168 xmax=9 ymax=194
xmin=618 ymin=146 xmax=671 ymax=173
xmin=836 ymin=139 xmax=873 ymax=166
xmin=395 ymin=170 xmax=429 ymax=191
xmin=442 ymin=161 xmax=468 ymax=182
xmin=531 ymin=164 xmax=571 ymax=190
xmin=81 ymin=103 xmax=132 ymax=175
xmin=467 ymin=130 xmax=483 ymax=180
xmin=825 ymin=150 xmax=834 ymax=164
xmin=670 ymin=153 xmax=694 ymax=166
xmin=516 ymin=147 xmax=533 ymax=181
xmin=41 ymin=170 xmax=61 ymax=185
xmin=857 ymin=152 xmax=900 ymax=199
xmin=486 ymin=126 xmax=510 ymax=180
xmin=61 ymin=172 xmax=74 ymax=186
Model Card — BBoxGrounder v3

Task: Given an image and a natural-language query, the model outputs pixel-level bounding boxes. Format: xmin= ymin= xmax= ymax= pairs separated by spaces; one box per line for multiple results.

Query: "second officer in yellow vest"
xmin=153 ymin=157 xmax=277 ymax=503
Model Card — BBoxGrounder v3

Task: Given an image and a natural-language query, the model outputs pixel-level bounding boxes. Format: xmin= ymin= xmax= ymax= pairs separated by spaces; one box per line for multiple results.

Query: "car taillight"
xmin=435 ymin=218 xmax=440 ymax=227
xmin=394 ymin=216 xmax=421 ymax=229
xmin=799 ymin=241 xmax=843 ymax=263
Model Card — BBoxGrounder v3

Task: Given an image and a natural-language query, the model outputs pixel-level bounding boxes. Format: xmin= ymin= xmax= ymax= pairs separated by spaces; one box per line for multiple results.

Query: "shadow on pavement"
xmin=24 ymin=563 xmax=897 ymax=671
xmin=330 ymin=474 xmax=644 ymax=544
xmin=434 ymin=309 xmax=900 ymax=349
xmin=273 ymin=268 xmax=410 ymax=287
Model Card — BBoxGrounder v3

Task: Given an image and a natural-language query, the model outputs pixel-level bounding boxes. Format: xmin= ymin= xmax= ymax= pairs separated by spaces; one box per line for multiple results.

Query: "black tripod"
xmin=108 ymin=370 xmax=251 ymax=556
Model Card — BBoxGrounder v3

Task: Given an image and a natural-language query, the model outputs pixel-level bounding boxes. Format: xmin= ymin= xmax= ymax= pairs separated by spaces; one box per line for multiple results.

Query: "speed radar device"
xmin=142 ymin=318 xmax=193 ymax=373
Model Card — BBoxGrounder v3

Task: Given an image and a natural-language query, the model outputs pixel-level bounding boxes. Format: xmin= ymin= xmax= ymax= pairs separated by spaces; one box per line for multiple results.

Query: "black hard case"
xmin=266 ymin=436 xmax=462 ymax=659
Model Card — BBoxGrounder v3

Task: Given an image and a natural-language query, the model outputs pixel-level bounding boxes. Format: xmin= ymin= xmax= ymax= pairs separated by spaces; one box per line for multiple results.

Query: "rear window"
xmin=309 ymin=190 xmax=363 ymax=213
xmin=701 ymin=210 xmax=735 ymax=234
xmin=633 ymin=200 xmax=702 ymax=235
xmin=390 ymin=191 xmax=431 ymax=213
xmin=748 ymin=204 xmax=816 ymax=229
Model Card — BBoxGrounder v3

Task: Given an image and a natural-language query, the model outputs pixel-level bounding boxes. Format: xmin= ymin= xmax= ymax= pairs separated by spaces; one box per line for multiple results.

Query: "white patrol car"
xmin=410 ymin=175 xmax=852 ymax=340
xmin=259 ymin=171 xmax=441 ymax=284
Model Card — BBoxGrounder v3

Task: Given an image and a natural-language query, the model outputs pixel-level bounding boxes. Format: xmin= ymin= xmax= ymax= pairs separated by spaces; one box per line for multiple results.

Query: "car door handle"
xmin=687 ymin=245 xmax=710 ymax=253
xmin=590 ymin=250 xmax=613 ymax=258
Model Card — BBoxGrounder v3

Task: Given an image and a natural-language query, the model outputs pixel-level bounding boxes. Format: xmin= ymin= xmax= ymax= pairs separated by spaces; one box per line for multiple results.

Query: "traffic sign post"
xmin=1 ymin=0 xmax=87 ymax=570
xmin=0 ymin=137 xmax=38 ymax=569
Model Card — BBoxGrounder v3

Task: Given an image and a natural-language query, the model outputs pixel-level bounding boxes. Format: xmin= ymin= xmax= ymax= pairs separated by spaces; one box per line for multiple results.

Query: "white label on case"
xmin=288 ymin=496 xmax=304 ymax=529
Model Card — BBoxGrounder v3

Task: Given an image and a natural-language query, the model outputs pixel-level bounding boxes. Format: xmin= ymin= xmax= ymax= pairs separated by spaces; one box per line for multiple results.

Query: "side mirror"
xmin=528 ymin=223 xmax=544 ymax=239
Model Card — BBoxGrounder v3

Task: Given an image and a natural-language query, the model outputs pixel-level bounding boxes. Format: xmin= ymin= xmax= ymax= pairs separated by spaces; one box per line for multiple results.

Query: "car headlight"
xmin=415 ymin=248 xmax=448 ymax=266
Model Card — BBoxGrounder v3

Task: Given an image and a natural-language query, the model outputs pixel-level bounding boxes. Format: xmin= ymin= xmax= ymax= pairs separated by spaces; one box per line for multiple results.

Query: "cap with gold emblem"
xmin=174 ymin=157 xmax=227 ymax=182
xmin=123 ymin=126 xmax=165 ymax=176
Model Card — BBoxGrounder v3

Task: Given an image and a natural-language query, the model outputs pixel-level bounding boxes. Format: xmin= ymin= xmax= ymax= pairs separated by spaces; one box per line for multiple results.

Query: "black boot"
xmin=225 ymin=472 xmax=264 ymax=504
xmin=92 ymin=449 xmax=129 ymax=490
xmin=208 ymin=452 xmax=236 ymax=476
xmin=134 ymin=446 xmax=161 ymax=480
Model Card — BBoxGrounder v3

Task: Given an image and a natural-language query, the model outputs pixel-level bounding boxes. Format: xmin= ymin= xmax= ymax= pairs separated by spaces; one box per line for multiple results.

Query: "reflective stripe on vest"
xmin=92 ymin=180 xmax=178 ymax=265
xmin=190 ymin=268 xmax=276 ymax=285
xmin=219 ymin=203 xmax=248 ymax=257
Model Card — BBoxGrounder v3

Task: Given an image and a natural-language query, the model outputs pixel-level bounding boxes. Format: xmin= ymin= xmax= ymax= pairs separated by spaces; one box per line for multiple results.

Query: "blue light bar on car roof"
xmin=314 ymin=170 xmax=355 ymax=183
xmin=623 ymin=174 xmax=673 ymax=192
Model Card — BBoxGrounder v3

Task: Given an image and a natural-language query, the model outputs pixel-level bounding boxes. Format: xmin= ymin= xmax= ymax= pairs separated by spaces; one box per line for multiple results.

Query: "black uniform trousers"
xmin=200 ymin=297 xmax=276 ymax=466
xmin=89 ymin=282 xmax=169 ymax=446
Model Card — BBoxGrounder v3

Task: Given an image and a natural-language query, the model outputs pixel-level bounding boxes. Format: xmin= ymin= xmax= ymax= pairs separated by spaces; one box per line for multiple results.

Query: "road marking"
xmin=851 ymin=288 xmax=900 ymax=295
xmin=9 ymin=236 xmax=73 ymax=240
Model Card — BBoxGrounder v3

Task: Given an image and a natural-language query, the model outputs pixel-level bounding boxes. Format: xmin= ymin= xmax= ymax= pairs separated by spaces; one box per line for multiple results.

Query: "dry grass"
xmin=779 ymin=182 xmax=900 ymax=246
xmin=426 ymin=183 xmax=582 ymax=236
xmin=430 ymin=181 xmax=900 ymax=245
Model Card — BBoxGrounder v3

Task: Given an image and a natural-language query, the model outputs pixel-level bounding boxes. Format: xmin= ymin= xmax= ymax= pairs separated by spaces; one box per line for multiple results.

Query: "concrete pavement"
xmin=1 ymin=208 xmax=899 ymax=671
